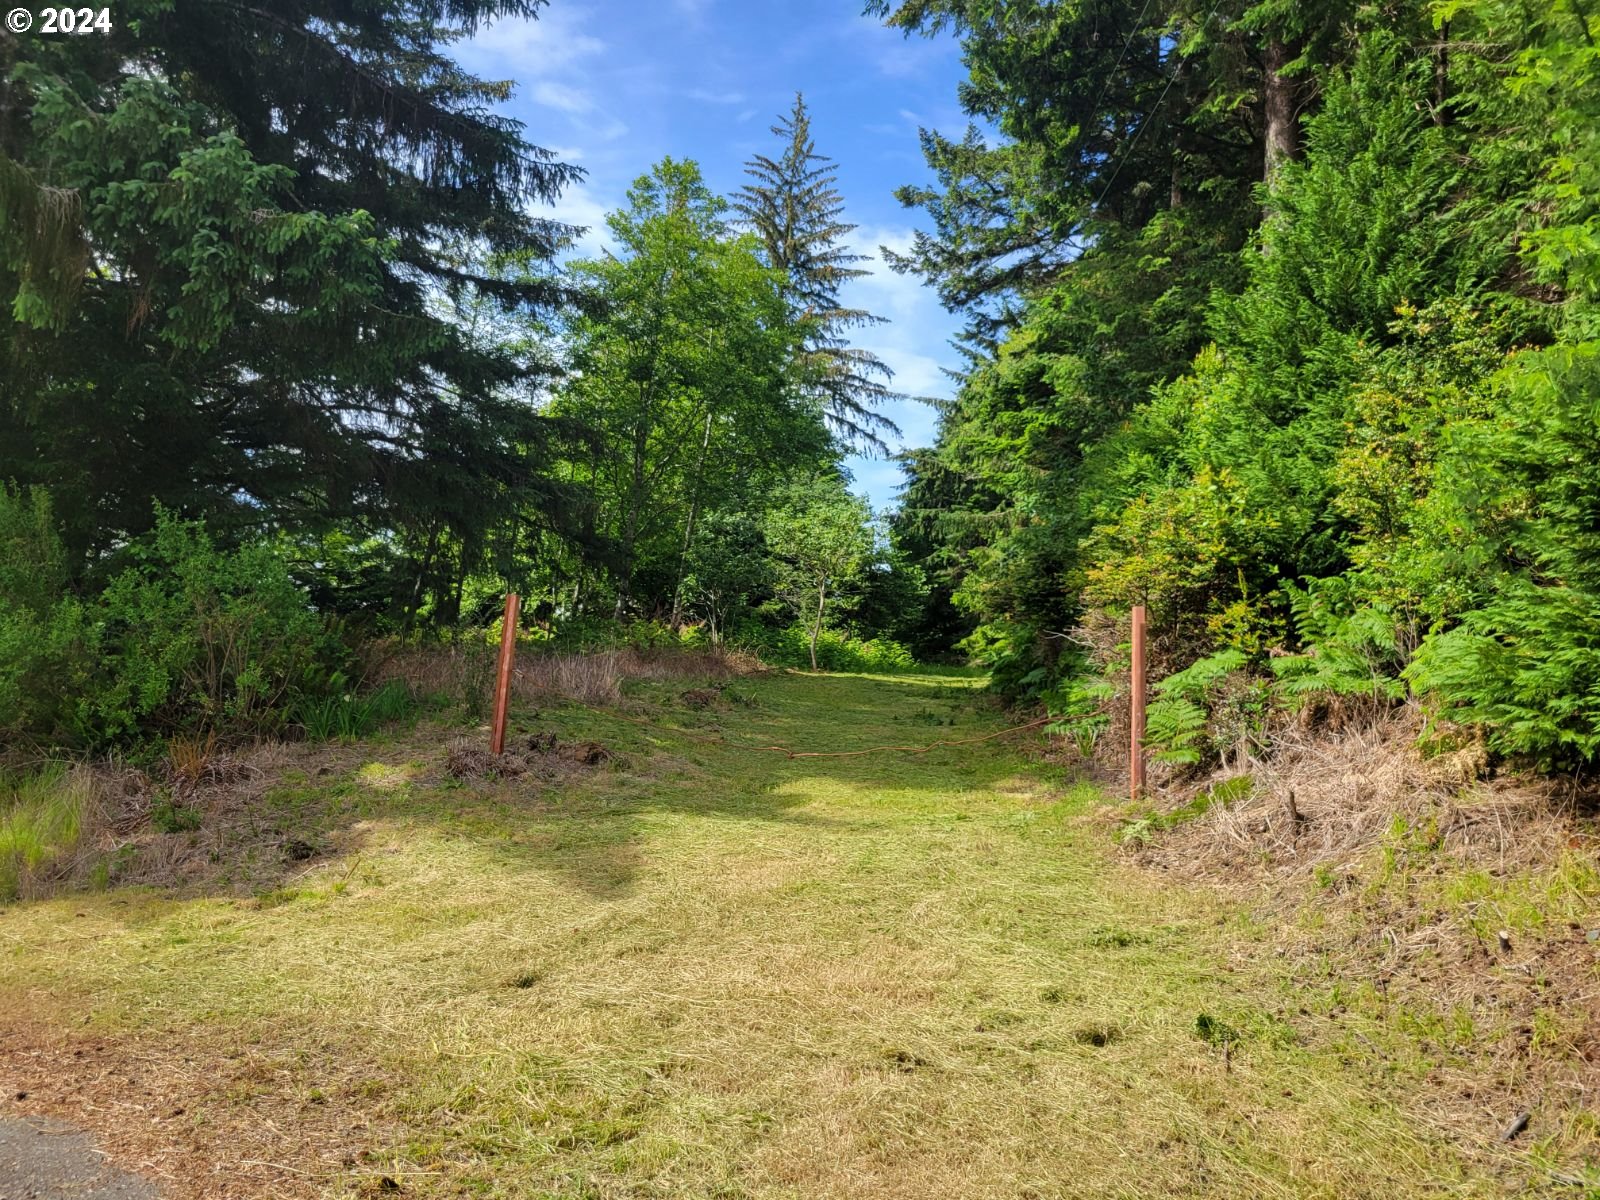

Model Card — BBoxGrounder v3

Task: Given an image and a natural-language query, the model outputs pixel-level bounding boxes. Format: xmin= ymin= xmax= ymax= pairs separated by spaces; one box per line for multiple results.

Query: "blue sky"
xmin=453 ymin=0 xmax=969 ymax=511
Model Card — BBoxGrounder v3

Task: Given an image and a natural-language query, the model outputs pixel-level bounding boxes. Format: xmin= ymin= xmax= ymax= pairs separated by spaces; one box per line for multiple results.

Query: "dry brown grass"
xmin=1109 ymin=703 xmax=1600 ymax=1178
xmin=365 ymin=640 xmax=759 ymax=713
xmin=1 ymin=1020 xmax=404 ymax=1199
xmin=1127 ymin=705 xmax=1586 ymax=891
xmin=362 ymin=640 xmax=496 ymax=708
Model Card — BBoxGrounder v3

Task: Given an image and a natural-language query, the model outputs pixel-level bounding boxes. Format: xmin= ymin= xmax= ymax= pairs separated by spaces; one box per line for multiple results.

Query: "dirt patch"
xmin=678 ymin=687 xmax=724 ymax=711
xmin=0 ymin=1023 xmax=405 ymax=1199
xmin=73 ymin=739 xmax=367 ymax=899
xmin=445 ymin=731 xmax=618 ymax=781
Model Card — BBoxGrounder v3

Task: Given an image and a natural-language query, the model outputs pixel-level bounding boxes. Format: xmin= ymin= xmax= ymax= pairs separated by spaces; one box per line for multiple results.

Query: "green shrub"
xmin=1044 ymin=675 xmax=1114 ymax=758
xmin=735 ymin=622 xmax=915 ymax=672
xmin=1405 ymin=344 xmax=1600 ymax=767
xmin=1271 ymin=576 xmax=1406 ymax=707
xmin=92 ymin=510 xmax=343 ymax=738
xmin=1143 ymin=650 xmax=1259 ymax=767
xmin=0 ymin=487 xmax=99 ymax=746
xmin=958 ymin=618 xmax=1053 ymax=699
xmin=293 ymin=680 xmax=415 ymax=742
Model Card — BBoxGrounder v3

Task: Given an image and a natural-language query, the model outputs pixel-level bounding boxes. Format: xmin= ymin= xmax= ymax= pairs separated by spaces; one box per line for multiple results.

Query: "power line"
xmin=1085 ymin=0 xmax=1160 ymax=123
xmin=1093 ymin=0 xmax=1225 ymax=213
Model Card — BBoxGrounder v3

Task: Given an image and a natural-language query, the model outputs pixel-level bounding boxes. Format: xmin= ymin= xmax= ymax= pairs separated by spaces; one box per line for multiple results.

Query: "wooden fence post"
xmin=1130 ymin=603 xmax=1147 ymax=801
xmin=490 ymin=592 xmax=521 ymax=756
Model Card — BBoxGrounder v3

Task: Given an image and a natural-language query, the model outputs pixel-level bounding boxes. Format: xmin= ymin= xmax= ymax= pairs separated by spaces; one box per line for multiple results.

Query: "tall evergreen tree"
xmin=735 ymin=95 xmax=901 ymax=453
xmin=0 ymin=1 xmax=583 ymax=584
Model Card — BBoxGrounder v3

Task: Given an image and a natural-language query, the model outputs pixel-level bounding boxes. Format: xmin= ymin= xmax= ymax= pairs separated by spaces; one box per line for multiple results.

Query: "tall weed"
xmin=0 ymin=764 xmax=94 ymax=900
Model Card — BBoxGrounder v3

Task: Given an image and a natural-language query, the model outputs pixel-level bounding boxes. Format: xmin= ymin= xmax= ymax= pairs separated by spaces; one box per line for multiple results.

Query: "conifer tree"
xmin=735 ymin=95 xmax=900 ymax=453
xmin=0 ymin=0 xmax=583 ymax=581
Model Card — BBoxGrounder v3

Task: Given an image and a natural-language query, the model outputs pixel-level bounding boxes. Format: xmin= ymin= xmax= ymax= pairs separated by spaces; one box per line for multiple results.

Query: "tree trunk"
xmin=401 ymin=520 xmax=441 ymax=642
xmin=614 ymin=384 xmax=651 ymax=620
xmin=1169 ymin=56 xmax=1188 ymax=210
xmin=809 ymin=583 xmax=827 ymax=671
xmin=1262 ymin=39 xmax=1298 ymax=184
xmin=670 ymin=407 xmax=715 ymax=629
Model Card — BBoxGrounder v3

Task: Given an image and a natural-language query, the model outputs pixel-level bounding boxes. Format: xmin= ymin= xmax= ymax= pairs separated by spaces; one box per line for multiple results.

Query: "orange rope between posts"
xmin=573 ymin=703 xmax=1055 ymax=760
xmin=743 ymin=714 xmax=1055 ymax=759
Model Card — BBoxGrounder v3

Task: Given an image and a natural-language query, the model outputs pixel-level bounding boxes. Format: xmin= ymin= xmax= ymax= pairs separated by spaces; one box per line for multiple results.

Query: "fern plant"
xmin=1271 ymin=577 xmax=1406 ymax=706
xmin=1044 ymin=675 xmax=1114 ymax=758
xmin=1144 ymin=649 xmax=1249 ymax=767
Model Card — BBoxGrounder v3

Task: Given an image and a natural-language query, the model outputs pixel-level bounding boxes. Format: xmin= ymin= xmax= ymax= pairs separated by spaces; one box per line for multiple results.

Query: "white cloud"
xmin=874 ymin=38 xmax=956 ymax=80
xmin=454 ymin=10 xmax=605 ymax=75
xmin=537 ymin=179 xmax=613 ymax=261
xmin=688 ymin=88 xmax=746 ymax=105
xmin=533 ymin=81 xmax=594 ymax=114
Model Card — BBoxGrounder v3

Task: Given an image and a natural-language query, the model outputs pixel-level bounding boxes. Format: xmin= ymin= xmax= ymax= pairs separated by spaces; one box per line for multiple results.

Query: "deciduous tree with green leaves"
xmin=553 ymin=158 xmax=827 ymax=619
xmin=764 ymin=478 xmax=876 ymax=671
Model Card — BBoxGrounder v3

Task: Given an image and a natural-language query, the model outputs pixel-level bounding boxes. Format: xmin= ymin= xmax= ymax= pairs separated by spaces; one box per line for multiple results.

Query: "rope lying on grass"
xmin=579 ymin=705 xmax=1055 ymax=760
xmin=743 ymin=714 xmax=1055 ymax=759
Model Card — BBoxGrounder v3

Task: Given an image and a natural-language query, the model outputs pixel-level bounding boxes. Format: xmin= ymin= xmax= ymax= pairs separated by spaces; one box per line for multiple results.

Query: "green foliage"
xmin=763 ymin=477 xmax=877 ymax=670
xmin=0 ymin=763 xmax=89 ymax=901
xmin=738 ymin=623 xmax=916 ymax=673
xmin=683 ymin=513 xmax=772 ymax=644
xmin=1144 ymin=651 xmax=1253 ymax=767
xmin=1045 ymin=676 xmax=1115 ymax=758
xmin=554 ymin=157 xmax=823 ymax=618
xmin=294 ymin=680 xmax=415 ymax=743
xmin=149 ymin=795 xmax=203 ymax=836
xmin=2 ymin=0 xmax=583 ymax=630
xmin=1327 ymin=301 xmax=1514 ymax=623
xmin=880 ymin=0 xmax=1600 ymax=773
xmin=0 ymin=487 xmax=97 ymax=744
xmin=94 ymin=511 xmax=340 ymax=737
xmin=1 ymin=497 xmax=347 ymax=747
xmin=1404 ymin=344 xmax=1600 ymax=766
xmin=1271 ymin=577 xmax=1405 ymax=706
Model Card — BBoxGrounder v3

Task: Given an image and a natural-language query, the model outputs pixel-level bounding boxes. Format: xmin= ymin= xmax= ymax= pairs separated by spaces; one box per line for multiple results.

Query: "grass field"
xmin=0 ymin=669 xmax=1524 ymax=1198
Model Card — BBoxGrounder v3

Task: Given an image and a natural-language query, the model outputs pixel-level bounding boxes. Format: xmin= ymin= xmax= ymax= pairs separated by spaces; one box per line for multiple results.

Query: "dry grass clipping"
xmin=1115 ymin=703 xmax=1600 ymax=1174
xmin=1 ymin=1021 xmax=408 ymax=1199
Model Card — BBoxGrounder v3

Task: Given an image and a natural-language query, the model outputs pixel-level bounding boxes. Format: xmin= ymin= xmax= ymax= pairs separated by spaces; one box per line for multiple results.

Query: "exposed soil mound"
xmin=445 ymin=732 xmax=618 ymax=780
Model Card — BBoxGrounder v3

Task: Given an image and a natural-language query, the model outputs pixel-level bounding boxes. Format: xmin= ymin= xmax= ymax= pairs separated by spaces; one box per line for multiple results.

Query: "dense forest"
xmin=878 ymin=0 xmax=1600 ymax=770
xmin=3 ymin=0 xmax=1599 ymax=773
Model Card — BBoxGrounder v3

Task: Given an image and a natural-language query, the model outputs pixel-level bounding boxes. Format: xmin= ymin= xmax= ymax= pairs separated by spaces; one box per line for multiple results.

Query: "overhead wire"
xmin=1093 ymin=0 xmax=1227 ymax=212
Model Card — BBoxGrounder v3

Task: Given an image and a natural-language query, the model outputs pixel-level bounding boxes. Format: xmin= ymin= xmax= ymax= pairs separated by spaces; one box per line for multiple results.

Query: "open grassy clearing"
xmin=0 ymin=669 xmax=1535 ymax=1198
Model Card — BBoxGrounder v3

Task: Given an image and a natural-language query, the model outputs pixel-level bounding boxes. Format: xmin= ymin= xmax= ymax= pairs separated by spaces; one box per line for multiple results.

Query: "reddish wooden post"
xmin=490 ymin=592 xmax=521 ymax=756
xmin=1130 ymin=603 xmax=1147 ymax=801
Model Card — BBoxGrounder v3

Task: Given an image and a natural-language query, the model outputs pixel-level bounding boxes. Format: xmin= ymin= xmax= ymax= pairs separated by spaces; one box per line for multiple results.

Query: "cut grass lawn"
xmin=0 ymin=670 xmax=1529 ymax=1198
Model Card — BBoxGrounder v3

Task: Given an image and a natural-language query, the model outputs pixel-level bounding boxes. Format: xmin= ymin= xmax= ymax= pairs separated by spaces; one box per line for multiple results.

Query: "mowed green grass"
xmin=1 ymin=671 xmax=1497 ymax=1198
